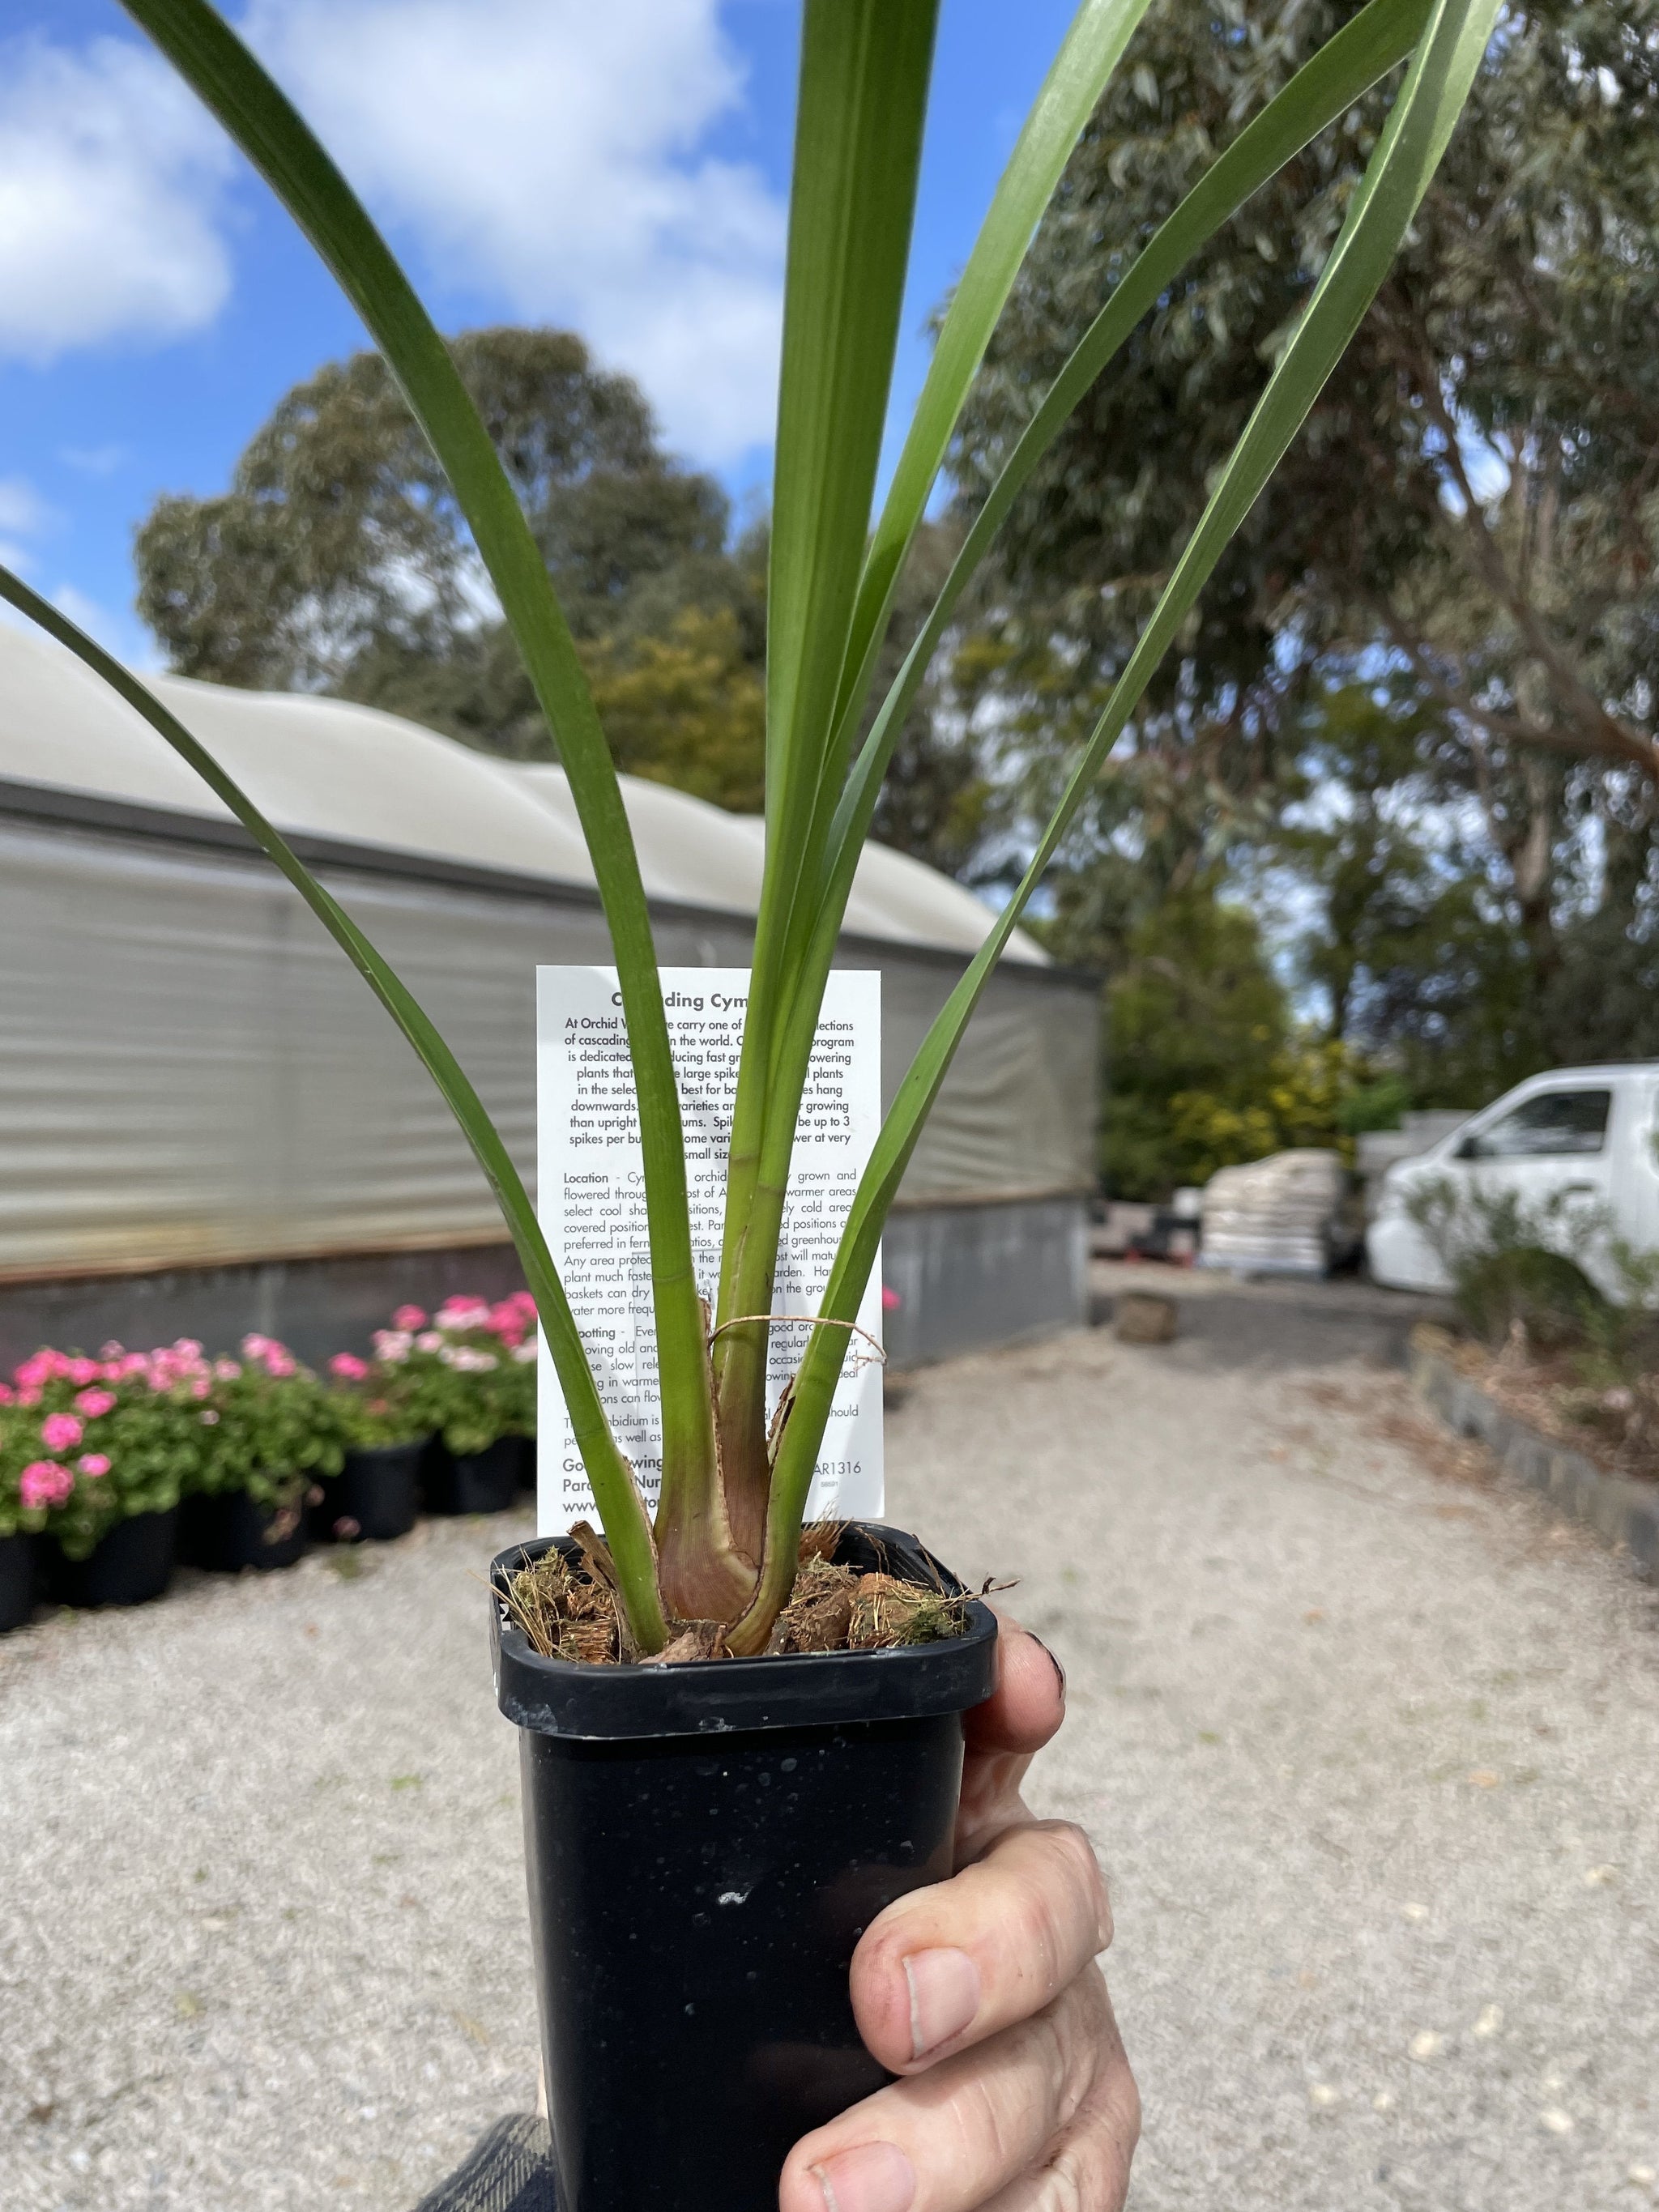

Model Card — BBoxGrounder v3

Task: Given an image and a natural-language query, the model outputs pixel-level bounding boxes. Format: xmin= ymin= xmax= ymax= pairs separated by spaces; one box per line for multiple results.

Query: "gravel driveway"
xmin=2 ymin=1274 xmax=1656 ymax=2210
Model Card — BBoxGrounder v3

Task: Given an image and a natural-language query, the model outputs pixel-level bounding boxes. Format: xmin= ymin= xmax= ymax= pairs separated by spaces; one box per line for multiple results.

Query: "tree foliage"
xmin=135 ymin=326 xmax=770 ymax=805
xmin=1097 ymin=879 xmax=1363 ymax=1195
xmin=865 ymin=520 xmax=1001 ymax=880
xmin=947 ymin=0 xmax=1659 ymax=1173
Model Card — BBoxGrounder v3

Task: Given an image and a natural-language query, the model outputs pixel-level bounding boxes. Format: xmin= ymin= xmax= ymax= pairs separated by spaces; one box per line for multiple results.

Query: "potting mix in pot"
xmin=0 ymin=0 xmax=1491 ymax=2201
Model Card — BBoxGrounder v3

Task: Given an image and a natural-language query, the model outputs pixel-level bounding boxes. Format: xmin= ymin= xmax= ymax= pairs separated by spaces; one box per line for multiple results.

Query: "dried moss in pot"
xmin=499 ymin=1519 xmax=973 ymax=1666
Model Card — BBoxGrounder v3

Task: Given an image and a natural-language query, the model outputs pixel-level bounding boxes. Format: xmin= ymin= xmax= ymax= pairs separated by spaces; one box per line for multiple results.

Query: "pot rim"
xmin=491 ymin=1521 xmax=999 ymax=1741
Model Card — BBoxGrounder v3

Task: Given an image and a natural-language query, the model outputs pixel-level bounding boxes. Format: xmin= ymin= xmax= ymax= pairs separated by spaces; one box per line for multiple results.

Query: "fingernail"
xmin=1027 ymin=1628 xmax=1067 ymax=1703
xmin=812 ymin=2143 xmax=915 ymax=2212
xmin=902 ymin=1945 xmax=981 ymax=2058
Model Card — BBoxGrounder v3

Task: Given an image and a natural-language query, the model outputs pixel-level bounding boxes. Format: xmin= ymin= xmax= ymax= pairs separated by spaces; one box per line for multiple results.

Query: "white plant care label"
xmin=535 ymin=967 xmax=884 ymax=1536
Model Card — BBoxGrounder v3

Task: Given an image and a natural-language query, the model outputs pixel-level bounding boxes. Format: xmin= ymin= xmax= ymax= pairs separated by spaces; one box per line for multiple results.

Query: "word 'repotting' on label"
xmin=535 ymin=967 xmax=884 ymax=1536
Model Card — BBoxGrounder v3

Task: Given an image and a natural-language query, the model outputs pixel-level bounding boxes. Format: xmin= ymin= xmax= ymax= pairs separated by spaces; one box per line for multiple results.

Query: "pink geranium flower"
xmin=437 ymin=1298 xmax=492 ymax=1332
xmin=391 ymin=1304 xmax=427 ymax=1332
xmin=77 ymin=1454 xmax=111 ymax=1477
xmin=75 ymin=1387 xmax=117 ymax=1418
xmin=241 ymin=1332 xmax=297 ymax=1378
xmin=41 ymin=1412 xmax=83 ymax=1451
xmin=0 ymin=1383 xmax=12 ymax=1405
xmin=329 ymin=1353 xmax=369 ymax=1381
xmin=20 ymin=1460 xmax=73 ymax=1510
xmin=488 ymin=1299 xmax=531 ymax=1345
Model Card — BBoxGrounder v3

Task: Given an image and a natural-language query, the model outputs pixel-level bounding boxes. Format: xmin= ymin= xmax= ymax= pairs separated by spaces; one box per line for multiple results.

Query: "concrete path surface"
xmin=2 ymin=1278 xmax=1656 ymax=2210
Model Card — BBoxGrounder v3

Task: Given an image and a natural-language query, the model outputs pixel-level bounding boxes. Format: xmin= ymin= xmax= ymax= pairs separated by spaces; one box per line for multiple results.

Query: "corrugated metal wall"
xmin=0 ymin=805 xmax=1098 ymax=1286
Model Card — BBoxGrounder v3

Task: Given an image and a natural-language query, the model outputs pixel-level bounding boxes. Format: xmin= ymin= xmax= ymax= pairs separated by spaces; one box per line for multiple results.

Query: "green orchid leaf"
xmin=713 ymin=0 xmax=940 ymax=1551
xmin=728 ymin=0 xmax=1501 ymax=1652
xmin=119 ymin=0 xmax=722 ymax=1589
xmin=0 ymin=563 xmax=667 ymax=1652
xmin=775 ymin=0 xmax=1436 ymax=1104
xmin=831 ymin=0 xmax=1160 ymax=773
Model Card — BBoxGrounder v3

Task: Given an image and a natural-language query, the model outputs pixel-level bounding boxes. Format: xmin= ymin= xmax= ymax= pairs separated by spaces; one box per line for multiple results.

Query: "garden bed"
xmin=1414 ymin=1323 xmax=1659 ymax=1485
xmin=1410 ymin=1323 xmax=1659 ymax=1575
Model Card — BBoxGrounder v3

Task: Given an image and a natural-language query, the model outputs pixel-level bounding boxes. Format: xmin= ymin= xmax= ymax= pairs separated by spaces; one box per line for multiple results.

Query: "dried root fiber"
xmin=501 ymin=1522 xmax=970 ymax=1668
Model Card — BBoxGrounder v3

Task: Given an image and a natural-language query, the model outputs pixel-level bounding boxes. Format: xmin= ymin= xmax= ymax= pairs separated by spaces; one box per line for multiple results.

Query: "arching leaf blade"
xmin=0 ymin=564 xmax=667 ymax=1652
xmin=118 ymin=0 xmax=719 ymax=1559
xmin=832 ymin=0 xmax=1158 ymax=757
xmin=728 ymin=0 xmax=1503 ymax=1652
xmin=792 ymin=0 xmax=1434 ymax=1024
xmin=714 ymin=0 xmax=940 ymax=1545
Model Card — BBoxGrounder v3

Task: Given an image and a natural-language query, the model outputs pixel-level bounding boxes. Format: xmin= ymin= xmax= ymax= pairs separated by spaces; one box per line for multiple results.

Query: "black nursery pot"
xmin=425 ymin=1434 xmax=525 ymax=1516
xmin=0 ymin=1532 xmax=36 ymax=1633
xmin=313 ymin=1442 xmax=424 ymax=1543
xmin=44 ymin=1506 xmax=178 ymax=1609
xmin=490 ymin=1522 xmax=997 ymax=2212
xmin=179 ymin=1487 xmax=309 ymax=1572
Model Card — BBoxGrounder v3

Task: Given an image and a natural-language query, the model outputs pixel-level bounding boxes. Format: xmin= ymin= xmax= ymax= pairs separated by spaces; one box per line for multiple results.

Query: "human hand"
xmin=780 ymin=1616 xmax=1139 ymax=2212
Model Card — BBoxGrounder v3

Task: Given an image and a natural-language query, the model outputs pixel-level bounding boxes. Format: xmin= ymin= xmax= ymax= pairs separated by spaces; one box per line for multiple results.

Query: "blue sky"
xmin=0 ymin=0 xmax=1079 ymax=669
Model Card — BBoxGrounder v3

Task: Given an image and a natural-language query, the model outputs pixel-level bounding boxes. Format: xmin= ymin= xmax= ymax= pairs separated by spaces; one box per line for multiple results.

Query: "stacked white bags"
xmin=1199 ymin=1149 xmax=1347 ymax=1277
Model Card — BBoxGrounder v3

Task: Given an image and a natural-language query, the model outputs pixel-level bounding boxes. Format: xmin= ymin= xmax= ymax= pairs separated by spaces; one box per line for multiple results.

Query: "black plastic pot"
xmin=43 ymin=1507 xmax=178 ymax=1609
xmin=180 ymin=1488 xmax=309 ymax=1572
xmin=0 ymin=1533 xmax=36 ymax=1633
xmin=424 ymin=1434 xmax=525 ymax=1516
xmin=313 ymin=1442 xmax=423 ymax=1543
xmin=490 ymin=1522 xmax=997 ymax=2212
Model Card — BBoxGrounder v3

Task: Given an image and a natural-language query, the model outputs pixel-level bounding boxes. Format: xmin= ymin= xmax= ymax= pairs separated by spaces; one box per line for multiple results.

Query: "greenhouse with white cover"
xmin=0 ymin=623 xmax=1098 ymax=1370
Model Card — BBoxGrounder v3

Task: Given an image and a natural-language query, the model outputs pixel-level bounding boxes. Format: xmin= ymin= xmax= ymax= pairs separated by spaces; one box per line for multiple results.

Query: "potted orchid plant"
xmin=0 ymin=0 xmax=1498 ymax=2197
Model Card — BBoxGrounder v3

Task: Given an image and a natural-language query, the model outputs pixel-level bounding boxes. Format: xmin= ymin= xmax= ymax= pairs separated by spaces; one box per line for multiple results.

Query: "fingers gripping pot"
xmin=490 ymin=1524 xmax=997 ymax=2212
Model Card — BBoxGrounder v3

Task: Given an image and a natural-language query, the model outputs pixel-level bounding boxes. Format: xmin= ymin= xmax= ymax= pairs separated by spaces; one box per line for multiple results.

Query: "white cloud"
xmin=0 ymin=6 xmax=783 ymax=466
xmin=0 ymin=477 xmax=51 ymax=539
xmin=0 ymin=473 xmax=54 ymax=572
xmin=0 ymin=34 xmax=233 ymax=363
xmin=61 ymin=443 xmax=130 ymax=478
xmin=243 ymin=0 xmax=785 ymax=463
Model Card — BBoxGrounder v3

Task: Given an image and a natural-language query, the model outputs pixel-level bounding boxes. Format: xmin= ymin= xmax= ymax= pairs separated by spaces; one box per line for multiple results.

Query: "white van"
xmin=1366 ymin=1063 xmax=1659 ymax=1298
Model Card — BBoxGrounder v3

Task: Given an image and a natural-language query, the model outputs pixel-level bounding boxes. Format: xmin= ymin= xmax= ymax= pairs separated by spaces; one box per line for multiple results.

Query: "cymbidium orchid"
xmin=0 ymin=0 xmax=1499 ymax=1651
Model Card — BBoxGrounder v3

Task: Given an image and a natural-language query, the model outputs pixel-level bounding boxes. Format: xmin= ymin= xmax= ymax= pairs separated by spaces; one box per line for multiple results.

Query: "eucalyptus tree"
xmin=954 ymin=0 xmax=1659 ymax=959
xmin=136 ymin=326 xmax=756 ymax=770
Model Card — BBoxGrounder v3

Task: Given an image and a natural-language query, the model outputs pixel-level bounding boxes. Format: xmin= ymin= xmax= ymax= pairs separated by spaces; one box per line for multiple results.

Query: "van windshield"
xmin=1469 ymin=1089 xmax=1612 ymax=1158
